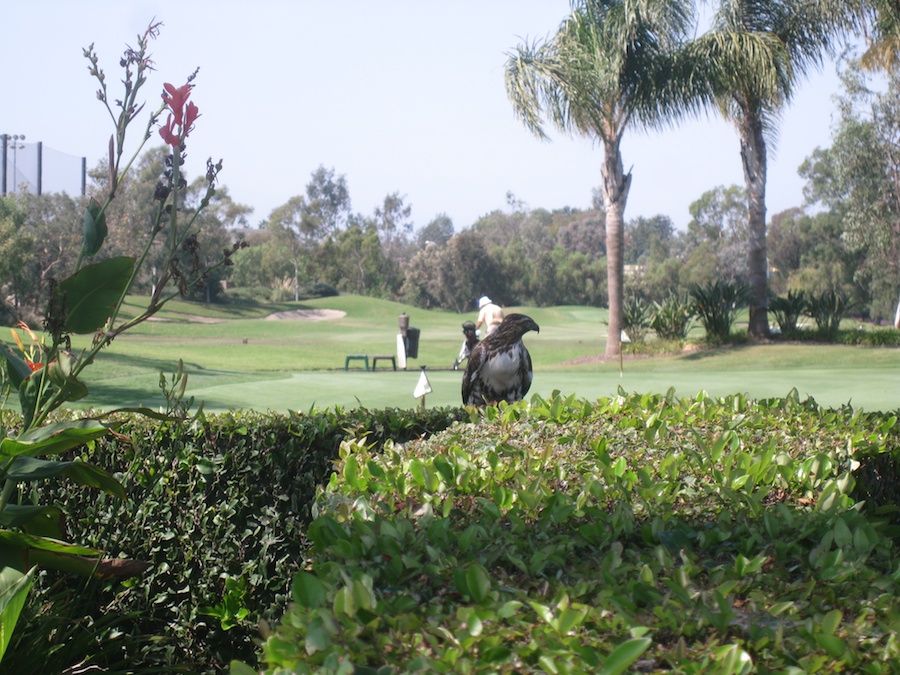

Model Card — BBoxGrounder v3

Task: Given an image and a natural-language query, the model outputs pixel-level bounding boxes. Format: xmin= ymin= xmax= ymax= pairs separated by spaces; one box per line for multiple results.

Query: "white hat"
xmin=478 ymin=296 xmax=491 ymax=308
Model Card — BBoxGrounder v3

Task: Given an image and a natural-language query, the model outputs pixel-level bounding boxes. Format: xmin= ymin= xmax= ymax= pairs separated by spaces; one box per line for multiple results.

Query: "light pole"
xmin=8 ymin=134 xmax=25 ymax=193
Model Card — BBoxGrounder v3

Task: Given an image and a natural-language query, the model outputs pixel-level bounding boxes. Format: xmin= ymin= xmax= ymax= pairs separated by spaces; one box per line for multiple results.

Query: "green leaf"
xmin=0 ymin=566 xmax=34 ymax=663
xmin=17 ymin=373 xmax=46 ymax=429
xmin=813 ymin=633 xmax=847 ymax=659
xmin=820 ymin=609 xmax=843 ymax=636
xmin=0 ymin=419 xmax=110 ymax=458
xmin=0 ymin=343 xmax=32 ymax=390
xmin=600 ymin=637 xmax=652 ymax=675
xmin=465 ymin=564 xmax=492 ymax=603
xmin=81 ymin=198 xmax=108 ymax=257
xmin=712 ymin=644 xmax=753 ymax=674
xmin=5 ymin=456 xmax=125 ymax=499
xmin=343 ymin=455 xmax=361 ymax=489
xmin=46 ymin=354 xmax=89 ymax=402
xmin=304 ymin=616 xmax=332 ymax=654
xmin=56 ymin=257 xmax=135 ymax=334
xmin=292 ymin=572 xmax=327 ymax=609
xmin=0 ymin=530 xmax=103 ymax=558
xmin=481 ymin=646 xmax=512 ymax=664
xmin=556 ymin=606 xmax=588 ymax=634
xmin=0 ymin=504 xmax=64 ymax=539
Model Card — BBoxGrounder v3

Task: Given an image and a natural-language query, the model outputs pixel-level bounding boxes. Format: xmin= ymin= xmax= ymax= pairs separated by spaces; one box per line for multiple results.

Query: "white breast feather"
xmin=482 ymin=349 xmax=522 ymax=391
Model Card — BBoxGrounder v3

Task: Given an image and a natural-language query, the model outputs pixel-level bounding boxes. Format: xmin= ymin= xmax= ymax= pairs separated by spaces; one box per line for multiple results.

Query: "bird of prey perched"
xmin=461 ymin=313 xmax=540 ymax=406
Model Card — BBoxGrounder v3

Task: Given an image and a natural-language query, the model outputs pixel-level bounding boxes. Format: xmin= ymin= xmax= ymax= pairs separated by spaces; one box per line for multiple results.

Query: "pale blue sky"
xmin=3 ymin=2 xmax=850 ymax=231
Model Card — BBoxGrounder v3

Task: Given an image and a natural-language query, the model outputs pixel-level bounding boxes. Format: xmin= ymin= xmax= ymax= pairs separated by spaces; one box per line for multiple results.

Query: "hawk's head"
xmin=487 ymin=313 xmax=540 ymax=345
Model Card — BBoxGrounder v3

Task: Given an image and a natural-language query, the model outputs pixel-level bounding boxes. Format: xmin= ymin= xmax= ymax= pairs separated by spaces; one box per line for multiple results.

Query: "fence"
xmin=2 ymin=134 xmax=86 ymax=197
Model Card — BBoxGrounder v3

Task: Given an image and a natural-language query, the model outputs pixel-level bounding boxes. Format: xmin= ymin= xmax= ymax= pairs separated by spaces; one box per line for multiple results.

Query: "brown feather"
xmin=461 ymin=313 xmax=539 ymax=406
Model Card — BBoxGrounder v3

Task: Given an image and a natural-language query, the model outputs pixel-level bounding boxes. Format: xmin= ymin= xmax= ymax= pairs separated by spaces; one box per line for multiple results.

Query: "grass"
xmin=16 ymin=294 xmax=898 ymax=414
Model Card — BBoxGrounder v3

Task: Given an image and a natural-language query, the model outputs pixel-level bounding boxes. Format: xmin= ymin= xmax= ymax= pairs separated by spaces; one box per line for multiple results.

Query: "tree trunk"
xmin=602 ymin=139 xmax=631 ymax=358
xmin=739 ymin=109 xmax=771 ymax=339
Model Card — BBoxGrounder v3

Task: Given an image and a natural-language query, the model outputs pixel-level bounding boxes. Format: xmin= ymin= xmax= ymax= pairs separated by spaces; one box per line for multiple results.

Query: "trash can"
xmin=405 ymin=327 xmax=420 ymax=358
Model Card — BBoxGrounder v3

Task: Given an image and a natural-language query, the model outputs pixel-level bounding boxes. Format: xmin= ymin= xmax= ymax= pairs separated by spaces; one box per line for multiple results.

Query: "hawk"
xmin=461 ymin=313 xmax=540 ymax=406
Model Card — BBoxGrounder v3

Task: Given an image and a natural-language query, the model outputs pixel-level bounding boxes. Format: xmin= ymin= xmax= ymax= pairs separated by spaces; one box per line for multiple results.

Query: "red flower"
xmin=159 ymin=82 xmax=200 ymax=146
xmin=162 ymin=82 xmax=191 ymax=125
xmin=184 ymin=101 xmax=199 ymax=134
xmin=159 ymin=114 xmax=179 ymax=147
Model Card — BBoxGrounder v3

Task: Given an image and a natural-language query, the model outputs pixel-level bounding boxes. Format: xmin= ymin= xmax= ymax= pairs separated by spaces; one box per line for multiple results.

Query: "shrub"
xmin=805 ymin=289 xmax=854 ymax=341
xmin=11 ymin=406 xmax=466 ymax=673
xmin=303 ymin=282 xmax=339 ymax=298
xmin=864 ymin=327 xmax=900 ymax=345
xmin=769 ymin=289 xmax=808 ymax=337
xmin=269 ymin=275 xmax=297 ymax=302
xmin=235 ymin=391 xmax=900 ymax=674
xmin=841 ymin=327 xmax=900 ymax=346
xmin=223 ymin=285 xmax=276 ymax=304
xmin=621 ymin=295 xmax=652 ymax=344
xmin=650 ymin=293 xmax=694 ymax=340
xmin=690 ymin=279 xmax=751 ymax=343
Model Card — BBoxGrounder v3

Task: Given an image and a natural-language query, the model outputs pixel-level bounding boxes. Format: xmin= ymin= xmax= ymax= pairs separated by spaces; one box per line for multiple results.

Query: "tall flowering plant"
xmin=0 ymin=22 xmax=241 ymax=660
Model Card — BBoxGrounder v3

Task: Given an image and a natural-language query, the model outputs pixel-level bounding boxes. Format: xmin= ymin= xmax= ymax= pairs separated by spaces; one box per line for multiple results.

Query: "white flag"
xmin=413 ymin=369 xmax=432 ymax=398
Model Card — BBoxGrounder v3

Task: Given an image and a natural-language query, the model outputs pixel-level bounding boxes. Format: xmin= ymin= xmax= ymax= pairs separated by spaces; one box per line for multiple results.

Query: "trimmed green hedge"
xmin=9 ymin=405 xmax=466 ymax=673
xmin=235 ymin=391 xmax=900 ymax=673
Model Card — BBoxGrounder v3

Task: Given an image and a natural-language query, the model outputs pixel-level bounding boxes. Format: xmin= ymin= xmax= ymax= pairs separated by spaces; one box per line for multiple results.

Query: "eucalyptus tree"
xmin=505 ymin=0 xmax=700 ymax=357
xmin=689 ymin=0 xmax=861 ymax=337
xmin=800 ymin=59 xmax=900 ymax=324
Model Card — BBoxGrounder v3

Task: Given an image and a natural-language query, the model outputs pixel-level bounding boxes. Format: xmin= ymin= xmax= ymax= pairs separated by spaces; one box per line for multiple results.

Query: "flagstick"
xmin=414 ymin=365 xmax=431 ymax=410
xmin=619 ymin=330 xmax=631 ymax=378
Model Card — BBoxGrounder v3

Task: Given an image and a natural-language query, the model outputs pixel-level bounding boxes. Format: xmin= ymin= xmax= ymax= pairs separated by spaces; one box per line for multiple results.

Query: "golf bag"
xmin=453 ymin=321 xmax=479 ymax=370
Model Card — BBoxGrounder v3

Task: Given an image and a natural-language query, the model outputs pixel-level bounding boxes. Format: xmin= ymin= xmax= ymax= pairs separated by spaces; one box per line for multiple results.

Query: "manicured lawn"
xmin=46 ymin=295 xmax=899 ymax=413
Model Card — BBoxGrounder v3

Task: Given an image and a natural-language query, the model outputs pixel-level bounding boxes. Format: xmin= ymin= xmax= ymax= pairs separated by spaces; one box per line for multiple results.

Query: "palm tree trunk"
xmin=602 ymin=140 xmax=631 ymax=358
xmin=739 ymin=109 xmax=771 ymax=339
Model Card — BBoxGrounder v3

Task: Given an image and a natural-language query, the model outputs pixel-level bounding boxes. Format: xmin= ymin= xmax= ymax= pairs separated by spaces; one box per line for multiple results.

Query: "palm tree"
xmin=860 ymin=0 xmax=900 ymax=71
xmin=689 ymin=0 xmax=860 ymax=338
xmin=505 ymin=0 xmax=700 ymax=358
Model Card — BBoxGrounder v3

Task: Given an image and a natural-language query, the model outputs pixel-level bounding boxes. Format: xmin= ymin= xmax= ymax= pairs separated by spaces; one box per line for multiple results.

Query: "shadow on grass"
xmin=92 ymin=350 xmax=208 ymax=370
xmin=74 ymin=352 xmax=237 ymax=412
xmin=677 ymin=343 xmax=753 ymax=362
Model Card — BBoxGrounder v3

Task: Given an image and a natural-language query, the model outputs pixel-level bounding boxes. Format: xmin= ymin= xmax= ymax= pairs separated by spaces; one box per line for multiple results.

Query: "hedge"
xmin=8 ymin=405 xmax=466 ymax=673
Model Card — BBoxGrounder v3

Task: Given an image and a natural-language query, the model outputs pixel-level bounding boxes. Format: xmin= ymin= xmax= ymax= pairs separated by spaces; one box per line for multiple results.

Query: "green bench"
xmin=344 ymin=354 xmax=369 ymax=371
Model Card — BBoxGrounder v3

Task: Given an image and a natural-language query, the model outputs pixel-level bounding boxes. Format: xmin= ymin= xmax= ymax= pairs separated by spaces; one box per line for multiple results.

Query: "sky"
xmin=2 ymin=2 xmax=856 ymax=232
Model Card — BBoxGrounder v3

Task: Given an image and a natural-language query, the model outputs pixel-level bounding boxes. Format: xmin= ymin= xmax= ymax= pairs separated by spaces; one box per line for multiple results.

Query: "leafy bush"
xmin=10 ymin=406 xmax=465 ymax=673
xmin=650 ymin=293 xmax=694 ymax=340
xmin=238 ymin=391 xmax=900 ymax=674
xmin=270 ymin=275 xmax=297 ymax=302
xmin=621 ymin=295 xmax=652 ymax=344
xmin=841 ymin=327 xmax=900 ymax=346
xmin=223 ymin=285 xmax=276 ymax=304
xmin=864 ymin=327 xmax=900 ymax=345
xmin=304 ymin=282 xmax=339 ymax=298
xmin=690 ymin=279 xmax=751 ymax=343
xmin=769 ymin=289 xmax=808 ymax=337
xmin=806 ymin=289 xmax=854 ymax=341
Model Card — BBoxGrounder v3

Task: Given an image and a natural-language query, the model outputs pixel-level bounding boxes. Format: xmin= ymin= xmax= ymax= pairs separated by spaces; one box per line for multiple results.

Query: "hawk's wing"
xmin=461 ymin=341 xmax=486 ymax=405
xmin=519 ymin=345 xmax=533 ymax=398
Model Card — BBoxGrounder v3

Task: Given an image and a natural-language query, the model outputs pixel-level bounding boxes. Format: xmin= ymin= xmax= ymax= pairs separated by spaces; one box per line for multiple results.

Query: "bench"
xmin=344 ymin=354 xmax=369 ymax=371
xmin=372 ymin=354 xmax=397 ymax=371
